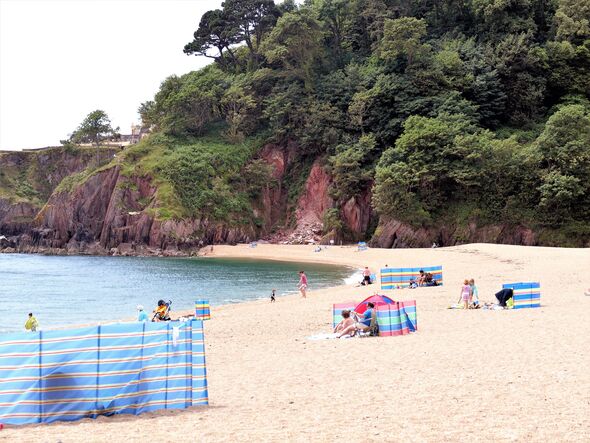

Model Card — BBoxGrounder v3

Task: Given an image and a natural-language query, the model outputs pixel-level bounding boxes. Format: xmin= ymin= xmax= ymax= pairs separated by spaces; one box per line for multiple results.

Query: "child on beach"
xmin=458 ymin=279 xmax=472 ymax=309
xmin=270 ymin=289 xmax=276 ymax=303
xmin=25 ymin=313 xmax=39 ymax=332
xmin=137 ymin=305 xmax=149 ymax=322
xmin=469 ymin=279 xmax=480 ymax=308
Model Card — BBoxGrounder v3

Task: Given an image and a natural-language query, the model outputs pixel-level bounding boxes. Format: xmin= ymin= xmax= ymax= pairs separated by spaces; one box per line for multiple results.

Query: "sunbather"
xmin=337 ymin=302 xmax=375 ymax=337
xmin=334 ymin=310 xmax=355 ymax=337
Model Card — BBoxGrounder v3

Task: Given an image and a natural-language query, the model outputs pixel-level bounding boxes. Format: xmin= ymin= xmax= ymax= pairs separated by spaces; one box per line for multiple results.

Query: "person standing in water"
xmin=298 ymin=271 xmax=308 ymax=298
xmin=25 ymin=313 xmax=39 ymax=332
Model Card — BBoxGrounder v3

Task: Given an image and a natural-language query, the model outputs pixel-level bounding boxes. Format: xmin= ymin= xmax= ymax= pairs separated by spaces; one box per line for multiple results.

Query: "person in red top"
xmin=298 ymin=270 xmax=308 ymax=298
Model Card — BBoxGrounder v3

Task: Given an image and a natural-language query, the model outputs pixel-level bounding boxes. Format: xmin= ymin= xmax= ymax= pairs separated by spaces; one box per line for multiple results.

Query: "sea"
xmin=0 ymin=254 xmax=355 ymax=333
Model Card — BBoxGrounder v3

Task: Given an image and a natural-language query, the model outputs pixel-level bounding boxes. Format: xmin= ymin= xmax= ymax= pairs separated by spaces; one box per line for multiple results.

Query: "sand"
xmin=2 ymin=243 xmax=589 ymax=442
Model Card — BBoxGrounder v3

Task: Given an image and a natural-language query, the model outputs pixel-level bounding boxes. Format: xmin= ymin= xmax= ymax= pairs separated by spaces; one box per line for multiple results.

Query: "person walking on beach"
xmin=298 ymin=271 xmax=308 ymax=298
xmin=270 ymin=289 xmax=276 ymax=303
xmin=25 ymin=313 xmax=39 ymax=332
xmin=458 ymin=279 xmax=472 ymax=309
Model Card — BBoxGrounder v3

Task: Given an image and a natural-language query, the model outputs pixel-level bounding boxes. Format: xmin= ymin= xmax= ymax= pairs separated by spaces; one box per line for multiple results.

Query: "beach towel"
xmin=307 ymin=333 xmax=353 ymax=340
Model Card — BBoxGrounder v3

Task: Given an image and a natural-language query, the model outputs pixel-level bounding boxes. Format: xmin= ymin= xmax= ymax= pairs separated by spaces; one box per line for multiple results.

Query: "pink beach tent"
xmin=354 ymin=294 xmax=396 ymax=314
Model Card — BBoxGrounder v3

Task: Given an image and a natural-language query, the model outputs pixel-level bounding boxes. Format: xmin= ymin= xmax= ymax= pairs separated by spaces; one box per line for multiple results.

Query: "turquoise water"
xmin=0 ymin=254 xmax=352 ymax=333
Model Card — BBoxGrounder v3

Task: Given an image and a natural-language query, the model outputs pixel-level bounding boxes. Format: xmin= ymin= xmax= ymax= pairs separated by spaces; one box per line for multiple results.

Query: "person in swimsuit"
xmin=298 ymin=271 xmax=308 ymax=298
xmin=458 ymin=279 xmax=472 ymax=309
xmin=334 ymin=310 xmax=355 ymax=337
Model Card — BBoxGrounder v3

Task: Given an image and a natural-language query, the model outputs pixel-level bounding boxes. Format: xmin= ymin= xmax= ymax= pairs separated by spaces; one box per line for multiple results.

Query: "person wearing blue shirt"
xmin=137 ymin=305 xmax=149 ymax=322
xmin=358 ymin=302 xmax=375 ymax=331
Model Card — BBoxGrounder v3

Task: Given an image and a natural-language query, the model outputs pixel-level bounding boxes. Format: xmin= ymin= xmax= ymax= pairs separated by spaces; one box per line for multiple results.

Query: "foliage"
xmin=113 ymin=0 xmax=590 ymax=243
xmin=67 ymin=110 xmax=119 ymax=146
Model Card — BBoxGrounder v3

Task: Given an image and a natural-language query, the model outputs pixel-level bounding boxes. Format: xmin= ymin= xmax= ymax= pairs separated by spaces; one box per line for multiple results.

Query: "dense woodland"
xmin=105 ymin=0 xmax=590 ymax=244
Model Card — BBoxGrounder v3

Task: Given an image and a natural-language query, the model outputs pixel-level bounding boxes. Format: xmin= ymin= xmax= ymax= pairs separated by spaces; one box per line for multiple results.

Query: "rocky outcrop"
xmin=0 ymin=144 xmax=557 ymax=254
xmin=370 ymin=217 xmax=537 ymax=248
xmin=9 ymin=165 xmax=258 ymax=255
xmin=0 ymin=199 xmax=38 ymax=235
xmin=341 ymin=185 xmax=373 ymax=236
xmin=0 ymin=147 xmax=118 ymax=238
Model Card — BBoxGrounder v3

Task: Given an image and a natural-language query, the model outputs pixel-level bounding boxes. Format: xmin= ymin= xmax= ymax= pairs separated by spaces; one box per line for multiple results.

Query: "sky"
xmin=0 ymin=0 xmax=221 ymax=151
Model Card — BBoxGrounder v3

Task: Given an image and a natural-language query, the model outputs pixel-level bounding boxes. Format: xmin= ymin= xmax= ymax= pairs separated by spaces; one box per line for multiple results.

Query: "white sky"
xmin=0 ymin=0 xmax=221 ymax=151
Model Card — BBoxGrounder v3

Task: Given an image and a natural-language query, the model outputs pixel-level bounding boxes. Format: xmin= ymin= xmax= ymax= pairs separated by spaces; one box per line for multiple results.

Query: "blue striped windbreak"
xmin=0 ymin=320 xmax=208 ymax=425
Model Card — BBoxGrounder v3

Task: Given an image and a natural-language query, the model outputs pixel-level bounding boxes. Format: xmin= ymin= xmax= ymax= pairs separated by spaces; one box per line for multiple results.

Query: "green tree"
xmin=379 ymin=17 xmax=429 ymax=67
xmin=142 ymin=66 xmax=227 ymax=136
xmin=68 ymin=110 xmax=119 ymax=146
xmin=224 ymin=0 xmax=280 ymax=66
xmin=373 ymin=113 xmax=480 ymax=222
xmin=315 ymin=0 xmax=353 ymax=65
xmin=183 ymin=9 xmax=240 ymax=70
xmin=329 ymin=134 xmax=377 ymax=201
xmin=260 ymin=10 xmax=324 ymax=89
xmin=555 ymin=0 xmax=590 ymax=44
xmin=221 ymin=84 xmax=257 ymax=143
xmin=534 ymin=104 xmax=590 ymax=222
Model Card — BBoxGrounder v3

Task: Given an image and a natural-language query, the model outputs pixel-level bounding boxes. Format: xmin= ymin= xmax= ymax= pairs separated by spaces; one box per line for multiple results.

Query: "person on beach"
xmin=298 ymin=271 xmax=308 ymax=298
xmin=137 ymin=305 xmax=149 ymax=322
xmin=153 ymin=300 xmax=171 ymax=321
xmin=458 ymin=279 xmax=472 ymax=309
xmin=334 ymin=310 xmax=355 ymax=336
xmin=469 ymin=279 xmax=480 ymax=308
xmin=362 ymin=267 xmax=372 ymax=285
xmin=25 ymin=313 xmax=38 ymax=332
xmin=337 ymin=302 xmax=376 ymax=337
xmin=418 ymin=270 xmax=426 ymax=286
xmin=270 ymin=289 xmax=276 ymax=303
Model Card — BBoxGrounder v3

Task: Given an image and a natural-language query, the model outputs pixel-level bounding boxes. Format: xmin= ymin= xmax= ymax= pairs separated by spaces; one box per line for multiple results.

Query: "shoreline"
xmin=1 ymin=243 xmax=589 ymax=442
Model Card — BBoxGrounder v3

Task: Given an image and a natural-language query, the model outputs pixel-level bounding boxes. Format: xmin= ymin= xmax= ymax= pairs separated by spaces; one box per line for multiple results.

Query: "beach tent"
xmin=354 ymin=294 xmax=396 ymax=314
xmin=357 ymin=242 xmax=368 ymax=251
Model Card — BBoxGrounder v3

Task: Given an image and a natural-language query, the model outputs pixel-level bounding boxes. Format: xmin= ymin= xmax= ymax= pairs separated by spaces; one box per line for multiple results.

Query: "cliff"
xmin=0 ymin=142 xmax=586 ymax=255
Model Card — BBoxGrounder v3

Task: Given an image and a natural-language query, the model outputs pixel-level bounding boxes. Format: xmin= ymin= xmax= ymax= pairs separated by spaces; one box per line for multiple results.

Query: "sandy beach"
xmin=1 ymin=243 xmax=589 ymax=442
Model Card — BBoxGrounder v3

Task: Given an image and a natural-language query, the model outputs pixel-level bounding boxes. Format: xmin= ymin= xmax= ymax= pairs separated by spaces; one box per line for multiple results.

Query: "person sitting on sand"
xmin=361 ymin=267 xmax=372 ymax=285
xmin=458 ymin=279 xmax=472 ymax=309
xmin=337 ymin=302 xmax=375 ymax=337
xmin=334 ymin=310 xmax=355 ymax=337
xmin=153 ymin=300 xmax=171 ymax=321
xmin=417 ymin=270 xmax=426 ymax=286
xmin=469 ymin=279 xmax=480 ymax=308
